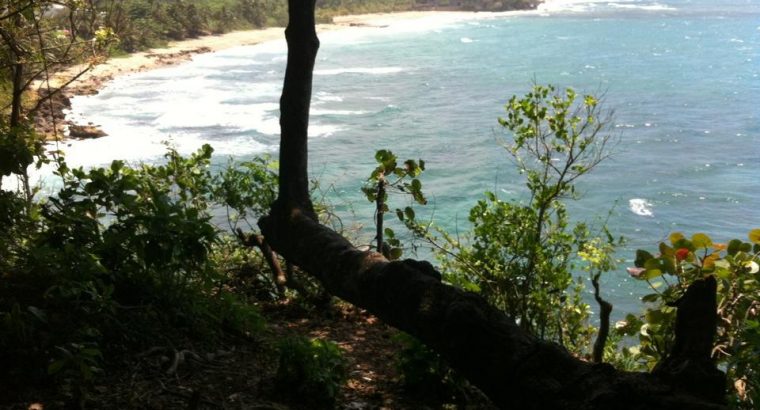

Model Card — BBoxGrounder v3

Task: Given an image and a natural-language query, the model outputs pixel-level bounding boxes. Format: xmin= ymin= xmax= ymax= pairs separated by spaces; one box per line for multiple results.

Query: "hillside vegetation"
xmin=65 ymin=0 xmax=538 ymax=53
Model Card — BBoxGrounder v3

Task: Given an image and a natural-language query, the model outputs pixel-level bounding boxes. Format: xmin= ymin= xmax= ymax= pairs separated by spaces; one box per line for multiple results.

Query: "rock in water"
xmin=68 ymin=124 xmax=107 ymax=139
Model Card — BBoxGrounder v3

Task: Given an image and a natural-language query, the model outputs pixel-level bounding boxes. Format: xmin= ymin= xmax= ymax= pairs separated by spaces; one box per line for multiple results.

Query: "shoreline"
xmin=38 ymin=9 xmax=545 ymax=140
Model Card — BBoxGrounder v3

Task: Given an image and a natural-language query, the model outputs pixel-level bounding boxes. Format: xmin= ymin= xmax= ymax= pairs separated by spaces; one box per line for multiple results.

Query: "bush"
xmin=403 ymin=85 xmax=618 ymax=355
xmin=275 ymin=336 xmax=347 ymax=407
xmin=627 ymin=230 xmax=760 ymax=408
xmin=394 ymin=333 xmax=470 ymax=402
xmin=0 ymin=145 xmax=271 ymax=404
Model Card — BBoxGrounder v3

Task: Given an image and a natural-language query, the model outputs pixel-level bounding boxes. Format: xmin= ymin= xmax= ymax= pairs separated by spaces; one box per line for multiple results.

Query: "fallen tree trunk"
xmin=260 ymin=210 xmax=724 ymax=409
xmin=261 ymin=0 xmax=726 ymax=408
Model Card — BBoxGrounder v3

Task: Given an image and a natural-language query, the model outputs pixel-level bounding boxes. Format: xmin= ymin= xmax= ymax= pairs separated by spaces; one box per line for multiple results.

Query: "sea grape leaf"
xmin=659 ymin=242 xmax=674 ymax=257
xmin=635 ymin=249 xmax=654 ymax=268
xmin=749 ymin=229 xmax=760 ymax=245
xmin=669 ymin=232 xmax=685 ymax=245
xmin=728 ymin=239 xmax=743 ymax=256
xmin=641 ymin=293 xmax=660 ymax=303
xmin=691 ymin=233 xmax=713 ymax=249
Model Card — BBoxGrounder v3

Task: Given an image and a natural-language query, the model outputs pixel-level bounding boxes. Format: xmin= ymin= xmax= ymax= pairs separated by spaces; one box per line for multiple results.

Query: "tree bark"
xmin=276 ymin=0 xmax=318 ymax=216
xmin=262 ymin=0 xmax=726 ymax=408
xmin=591 ymin=273 xmax=612 ymax=364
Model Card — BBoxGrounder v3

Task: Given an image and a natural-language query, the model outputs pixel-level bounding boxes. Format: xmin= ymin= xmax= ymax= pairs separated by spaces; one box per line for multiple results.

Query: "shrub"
xmin=0 ymin=145 xmax=270 ymax=403
xmin=627 ymin=230 xmax=760 ymax=408
xmin=275 ymin=336 xmax=347 ymax=407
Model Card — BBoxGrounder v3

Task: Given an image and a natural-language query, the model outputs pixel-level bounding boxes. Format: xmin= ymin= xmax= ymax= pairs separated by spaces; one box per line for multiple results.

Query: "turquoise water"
xmin=63 ymin=0 xmax=760 ymax=312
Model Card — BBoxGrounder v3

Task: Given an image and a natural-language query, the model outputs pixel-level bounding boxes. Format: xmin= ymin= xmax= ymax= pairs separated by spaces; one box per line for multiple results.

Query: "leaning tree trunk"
xmin=260 ymin=1 xmax=727 ymax=408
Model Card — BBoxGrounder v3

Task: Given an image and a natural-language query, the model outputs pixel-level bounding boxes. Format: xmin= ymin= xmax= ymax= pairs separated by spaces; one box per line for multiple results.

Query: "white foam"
xmin=460 ymin=37 xmax=474 ymax=43
xmin=538 ymin=0 xmax=675 ymax=13
xmin=313 ymin=67 xmax=404 ymax=75
xmin=538 ymin=0 xmax=608 ymax=13
xmin=607 ymin=2 xmax=677 ymax=11
xmin=311 ymin=109 xmax=369 ymax=116
xmin=629 ymin=198 xmax=654 ymax=217
xmin=315 ymin=92 xmax=343 ymax=102
xmin=309 ymin=124 xmax=343 ymax=138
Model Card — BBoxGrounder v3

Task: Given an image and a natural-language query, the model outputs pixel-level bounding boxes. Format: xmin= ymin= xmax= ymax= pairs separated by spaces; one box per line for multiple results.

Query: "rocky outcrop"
xmin=67 ymin=124 xmax=107 ymax=139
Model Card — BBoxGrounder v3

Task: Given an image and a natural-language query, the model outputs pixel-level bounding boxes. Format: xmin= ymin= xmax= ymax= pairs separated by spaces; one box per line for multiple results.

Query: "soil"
xmin=2 ymin=300 xmax=494 ymax=410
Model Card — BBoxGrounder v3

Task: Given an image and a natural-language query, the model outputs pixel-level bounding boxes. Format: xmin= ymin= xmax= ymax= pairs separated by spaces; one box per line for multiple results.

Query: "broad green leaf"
xmin=728 ymin=239 xmax=743 ymax=256
xmin=714 ymin=264 xmax=731 ymax=280
xmin=669 ymin=232 xmax=685 ymax=245
xmin=691 ymin=233 xmax=713 ymax=249
xmin=659 ymin=243 xmax=674 ymax=257
xmin=672 ymin=238 xmax=695 ymax=252
xmin=27 ymin=306 xmax=47 ymax=323
xmin=642 ymin=268 xmax=663 ymax=280
xmin=641 ymin=293 xmax=660 ymax=303
xmin=404 ymin=206 xmax=415 ymax=221
xmin=635 ymin=249 xmax=654 ymax=268
xmin=48 ymin=360 xmax=66 ymax=375
xmin=645 ymin=309 xmax=668 ymax=324
xmin=389 ymin=247 xmax=403 ymax=260
xmin=749 ymin=229 xmax=760 ymax=245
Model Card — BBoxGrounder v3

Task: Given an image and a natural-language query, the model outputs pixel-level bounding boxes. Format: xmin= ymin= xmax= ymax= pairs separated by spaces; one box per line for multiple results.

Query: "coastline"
xmin=40 ymin=9 xmax=545 ymax=140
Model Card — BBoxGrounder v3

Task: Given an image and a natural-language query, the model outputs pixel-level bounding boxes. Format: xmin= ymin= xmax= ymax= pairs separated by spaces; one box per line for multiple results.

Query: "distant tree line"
xmin=72 ymin=0 xmax=538 ymax=53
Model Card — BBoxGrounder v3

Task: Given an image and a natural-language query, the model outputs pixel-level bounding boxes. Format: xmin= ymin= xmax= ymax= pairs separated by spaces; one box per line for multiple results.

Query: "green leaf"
xmin=691 ymin=233 xmax=713 ymax=249
xmin=48 ymin=360 xmax=66 ymax=375
xmin=635 ymin=249 xmax=654 ymax=268
xmin=728 ymin=239 xmax=744 ymax=256
xmin=396 ymin=209 xmax=404 ymax=221
xmin=714 ymin=260 xmax=732 ymax=279
xmin=27 ymin=306 xmax=47 ymax=323
xmin=645 ymin=309 xmax=669 ymax=324
xmin=389 ymin=247 xmax=403 ymax=260
xmin=672 ymin=238 xmax=695 ymax=252
xmin=669 ymin=232 xmax=685 ymax=245
xmin=384 ymin=228 xmax=395 ymax=239
xmin=659 ymin=242 xmax=674 ymax=257
xmin=641 ymin=293 xmax=659 ymax=303
xmin=749 ymin=229 xmax=760 ymax=245
xmin=642 ymin=268 xmax=663 ymax=280
xmin=404 ymin=206 xmax=415 ymax=221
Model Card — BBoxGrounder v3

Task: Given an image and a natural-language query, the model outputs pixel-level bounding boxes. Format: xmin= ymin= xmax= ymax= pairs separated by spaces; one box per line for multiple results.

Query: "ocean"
xmin=58 ymin=0 xmax=759 ymax=312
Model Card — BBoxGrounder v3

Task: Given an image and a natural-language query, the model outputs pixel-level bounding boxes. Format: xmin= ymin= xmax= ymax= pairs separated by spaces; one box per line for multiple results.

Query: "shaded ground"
xmin=3 ymin=300 xmax=494 ymax=410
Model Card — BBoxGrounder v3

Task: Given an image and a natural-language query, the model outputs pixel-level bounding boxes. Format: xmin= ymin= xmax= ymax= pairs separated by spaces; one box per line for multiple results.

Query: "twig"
xmin=592 ymin=272 xmax=612 ymax=363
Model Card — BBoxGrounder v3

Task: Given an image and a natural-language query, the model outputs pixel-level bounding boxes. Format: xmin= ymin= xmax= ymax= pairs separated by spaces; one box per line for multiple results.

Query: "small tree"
xmin=361 ymin=149 xmax=426 ymax=259
xmin=422 ymin=85 xmax=619 ymax=353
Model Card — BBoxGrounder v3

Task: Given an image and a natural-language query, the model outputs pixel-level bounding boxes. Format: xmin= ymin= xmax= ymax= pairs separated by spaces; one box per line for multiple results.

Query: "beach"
xmin=39 ymin=9 xmax=547 ymax=139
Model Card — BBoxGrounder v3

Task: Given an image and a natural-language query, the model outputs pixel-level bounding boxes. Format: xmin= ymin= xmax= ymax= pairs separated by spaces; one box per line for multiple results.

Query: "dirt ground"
xmin=3 ymin=300 xmax=494 ymax=410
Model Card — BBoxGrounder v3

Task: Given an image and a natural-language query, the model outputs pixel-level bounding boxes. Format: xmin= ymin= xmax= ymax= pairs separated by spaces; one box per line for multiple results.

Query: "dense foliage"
xmin=372 ymin=86 xmax=760 ymax=409
xmin=275 ymin=336 xmax=347 ymax=408
xmin=2 ymin=3 xmax=758 ymax=405
xmin=0 ymin=143 xmax=349 ymax=408
xmin=384 ymin=85 xmax=619 ymax=355
xmin=624 ymin=231 xmax=760 ymax=407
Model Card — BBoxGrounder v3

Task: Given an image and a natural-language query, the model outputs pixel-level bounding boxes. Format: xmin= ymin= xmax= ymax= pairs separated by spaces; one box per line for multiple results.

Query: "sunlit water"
xmin=52 ymin=0 xmax=760 ymax=314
